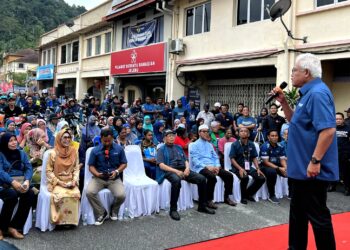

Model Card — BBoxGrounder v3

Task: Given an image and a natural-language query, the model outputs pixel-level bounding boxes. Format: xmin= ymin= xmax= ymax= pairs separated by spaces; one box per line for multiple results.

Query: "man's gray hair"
xmin=296 ymin=53 xmax=322 ymax=78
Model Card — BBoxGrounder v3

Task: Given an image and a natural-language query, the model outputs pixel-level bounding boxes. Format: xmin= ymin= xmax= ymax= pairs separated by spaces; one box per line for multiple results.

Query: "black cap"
xmin=345 ymin=108 xmax=350 ymax=113
xmin=163 ymin=129 xmax=176 ymax=137
xmin=204 ymin=103 xmax=210 ymax=109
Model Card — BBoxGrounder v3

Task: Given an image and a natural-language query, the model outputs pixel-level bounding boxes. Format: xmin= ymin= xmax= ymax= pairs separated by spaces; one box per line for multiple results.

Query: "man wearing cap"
xmin=3 ymin=95 xmax=22 ymax=119
xmin=211 ymin=102 xmax=221 ymax=116
xmin=345 ymin=108 xmax=350 ymax=127
xmin=157 ymin=129 xmax=215 ymax=220
xmin=190 ymin=124 xmax=237 ymax=207
xmin=196 ymin=103 xmax=215 ymax=127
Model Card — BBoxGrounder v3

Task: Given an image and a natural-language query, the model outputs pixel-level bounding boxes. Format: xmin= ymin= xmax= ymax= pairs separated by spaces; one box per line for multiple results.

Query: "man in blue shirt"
xmin=216 ymin=104 xmax=234 ymax=132
xmin=86 ymin=128 xmax=127 ymax=226
xmin=229 ymin=127 xmax=265 ymax=204
xmin=273 ymin=53 xmax=338 ymax=250
xmin=172 ymin=99 xmax=188 ymax=122
xmin=142 ymin=96 xmax=157 ymax=118
xmin=190 ymin=124 xmax=236 ymax=207
xmin=260 ymin=129 xmax=287 ymax=204
xmin=186 ymin=100 xmax=199 ymax=132
xmin=157 ymin=129 xmax=215 ymax=221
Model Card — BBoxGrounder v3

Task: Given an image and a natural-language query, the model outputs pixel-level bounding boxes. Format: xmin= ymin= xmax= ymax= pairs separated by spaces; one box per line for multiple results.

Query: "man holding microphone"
xmin=272 ymin=53 xmax=338 ymax=250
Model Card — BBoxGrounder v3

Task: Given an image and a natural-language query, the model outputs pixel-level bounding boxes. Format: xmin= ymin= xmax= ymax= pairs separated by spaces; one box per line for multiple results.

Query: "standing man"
xmin=186 ymin=100 xmax=199 ymax=132
xmin=335 ymin=112 xmax=350 ymax=195
xmin=344 ymin=107 xmax=350 ymax=127
xmin=265 ymin=103 xmax=286 ymax=139
xmin=196 ymin=103 xmax=215 ymax=127
xmin=273 ymin=53 xmax=338 ymax=250
xmin=86 ymin=128 xmax=127 ymax=225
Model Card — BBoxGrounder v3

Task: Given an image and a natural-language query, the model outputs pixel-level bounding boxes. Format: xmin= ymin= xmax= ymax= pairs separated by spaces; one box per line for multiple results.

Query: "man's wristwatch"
xmin=311 ymin=156 xmax=321 ymax=164
xmin=115 ymin=170 xmax=120 ymax=176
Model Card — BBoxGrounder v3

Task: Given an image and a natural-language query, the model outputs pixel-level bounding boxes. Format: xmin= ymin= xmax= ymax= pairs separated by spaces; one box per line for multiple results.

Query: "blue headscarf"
xmin=82 ymin=116 xmax=101 ymax=140
xmin=153 ymin=121 xmax=164 ymax=143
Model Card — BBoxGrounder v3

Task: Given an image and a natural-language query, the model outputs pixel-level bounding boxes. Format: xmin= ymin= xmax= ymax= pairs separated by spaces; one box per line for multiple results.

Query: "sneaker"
xmin=95 ymin=211 xmax=108 ymax=226
xmin=110 ymin=211 xmax=118 ymax=221
xmin=268 ymin=196 xmax=280 ymax=204
xmin=169 ymin=210 xmax=180 ymax=221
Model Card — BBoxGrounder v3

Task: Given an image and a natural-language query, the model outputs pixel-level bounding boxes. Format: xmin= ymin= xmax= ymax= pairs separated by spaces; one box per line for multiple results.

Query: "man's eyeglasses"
xmin=200 ymin=130 xmax=209 ymax=133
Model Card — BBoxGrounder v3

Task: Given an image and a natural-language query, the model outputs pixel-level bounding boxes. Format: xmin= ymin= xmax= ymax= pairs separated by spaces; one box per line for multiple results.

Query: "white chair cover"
xmin=123 ymin=145 xmax=159 ymax=218
xmin=188 ymin=143 xmax=224 ymax=203
xmin=35 ymin=149 xmax=56 ymax=231
xmin=253 ymin=142 xmax=269 ymax=201
xmin=0 ymin=200 xmax=32 ymax=235
xmin=80 ymin=147 xmax=120 ymax=225
xmin=158 ymin=179 xmax=193 ymax=211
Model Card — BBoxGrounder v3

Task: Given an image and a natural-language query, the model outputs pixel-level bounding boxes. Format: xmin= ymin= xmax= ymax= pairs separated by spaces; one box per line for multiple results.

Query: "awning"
xmin=104 ymin=0 xmax=156 ymax=21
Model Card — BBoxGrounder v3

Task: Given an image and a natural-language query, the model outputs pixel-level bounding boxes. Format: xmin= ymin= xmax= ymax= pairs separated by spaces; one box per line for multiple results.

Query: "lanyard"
xmin=239 ymin=140 xmax=250 ymax=161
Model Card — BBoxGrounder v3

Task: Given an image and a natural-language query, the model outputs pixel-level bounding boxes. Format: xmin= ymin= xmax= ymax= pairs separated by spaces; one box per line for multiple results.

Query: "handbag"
xmin=2 ymin=160 xmax=25 ymax=188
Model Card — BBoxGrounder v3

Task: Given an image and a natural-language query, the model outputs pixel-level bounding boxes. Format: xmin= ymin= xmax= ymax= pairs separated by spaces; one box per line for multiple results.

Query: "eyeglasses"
xmin=292 ymin=67 xmax=306 ymax=73
xmin=62 ymin=136 xmax=72 ymax=140
xmin=200 ymin=130 xmax=209 ymax=133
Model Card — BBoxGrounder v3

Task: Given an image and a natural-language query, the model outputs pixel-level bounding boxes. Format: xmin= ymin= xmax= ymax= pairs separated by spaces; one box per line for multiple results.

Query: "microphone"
xmin=265 ymin=81 xmax=288 ymax=105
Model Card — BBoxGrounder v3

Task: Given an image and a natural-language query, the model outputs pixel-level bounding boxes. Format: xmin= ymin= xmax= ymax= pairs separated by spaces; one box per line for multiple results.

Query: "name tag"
xmin=244 ymin=161 xmax=250 ymax=171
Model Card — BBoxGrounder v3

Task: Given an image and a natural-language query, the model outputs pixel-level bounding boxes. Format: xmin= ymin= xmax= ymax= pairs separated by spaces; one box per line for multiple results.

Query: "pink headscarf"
xmin=17 ymin=123 xmax=32 ymax=143
xmin=37 ymin=119 xmax=49 ymax=142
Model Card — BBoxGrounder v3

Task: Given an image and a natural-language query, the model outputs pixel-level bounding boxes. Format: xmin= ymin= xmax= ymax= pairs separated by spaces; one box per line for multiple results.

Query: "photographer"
xmin=86 ymin=128 xmax=127 ymax=226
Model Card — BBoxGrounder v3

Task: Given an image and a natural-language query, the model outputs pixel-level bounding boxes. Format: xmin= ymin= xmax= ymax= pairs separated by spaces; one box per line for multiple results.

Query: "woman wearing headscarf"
xmin=140 ymin=129 xmax=157 ymax=179
xmin=0 ymin=133 xmax=34 ymax=240
xmin=153 ymin=121 xmax=165 ymax=144
xmin=37 ymin=119 xmax=54 ymax=148
xmin=24 ymin=128 xmax=49 ymax=187
xmin=46 ymin=129 xmax=80 ymax=226
xmin=5 ymin=120 xmax=18 ymax=136
xmin=143 ymin=115 xmax=153 ymax=132
xmin=17 ymin=123 xmax=32 ymax=149
xmin=55 ymin=120 xmax=69 ymax=137
xmin=111 ymin=116 xmax=125 ymax=139
xmin=135 ymin=120 xmax=144 ymax=140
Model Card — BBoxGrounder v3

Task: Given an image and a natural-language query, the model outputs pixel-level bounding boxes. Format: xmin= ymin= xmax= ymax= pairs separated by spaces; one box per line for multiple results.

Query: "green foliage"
xmin=283 ymin=87 xmax=299 ymax=109
xmin=0 ymin=0 xmax=86 ymax=60
xmin=11 ymin=72 xmax=27 ymax=86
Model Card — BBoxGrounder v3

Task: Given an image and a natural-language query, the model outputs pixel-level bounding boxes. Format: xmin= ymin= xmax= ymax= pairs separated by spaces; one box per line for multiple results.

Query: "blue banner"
xmin=128 ymin=20 xmax=156 ymax=48
xmin=36 ymin=64 xmax=54 ymax=80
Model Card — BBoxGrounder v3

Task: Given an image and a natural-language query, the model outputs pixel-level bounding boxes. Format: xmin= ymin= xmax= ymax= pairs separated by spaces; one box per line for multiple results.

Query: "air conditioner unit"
xmin=169 ymin=39 xmax=184 ymax=54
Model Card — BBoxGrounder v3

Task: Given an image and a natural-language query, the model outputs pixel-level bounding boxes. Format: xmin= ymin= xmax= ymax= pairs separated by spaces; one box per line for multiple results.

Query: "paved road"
xmin=5 ymin=191 xmax=350 ymax=250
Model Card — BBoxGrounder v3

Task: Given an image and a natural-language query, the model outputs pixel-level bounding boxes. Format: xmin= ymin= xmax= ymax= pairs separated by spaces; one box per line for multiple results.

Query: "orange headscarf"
xmin=54 ymin=129 xmax=77 ymax=178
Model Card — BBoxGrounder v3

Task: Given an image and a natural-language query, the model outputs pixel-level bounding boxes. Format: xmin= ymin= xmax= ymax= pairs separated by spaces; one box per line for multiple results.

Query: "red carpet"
xmin=170 ymin=212 xmax=350 ymax=250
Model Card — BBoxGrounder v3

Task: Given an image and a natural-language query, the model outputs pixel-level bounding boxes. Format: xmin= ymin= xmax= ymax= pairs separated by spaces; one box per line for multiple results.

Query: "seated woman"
xmin=140 ymin=129 xmax=157 ymax=179
xmin=17 ymin=123 xmax=32 ymax=149
xmin=174 ymin=124 xmax=192 ymax=157
xmin=5 ymin=120 xmax=18 ymax=136
xmin=0 ymin=133 xmax=35 ymax=240
xmin=24 ymin=128 xmax=50 ymax=188
xmin=46 ymin=129 xmax=80 ymax=226
xmin=37 ymin=119 xmax=55 ymax=147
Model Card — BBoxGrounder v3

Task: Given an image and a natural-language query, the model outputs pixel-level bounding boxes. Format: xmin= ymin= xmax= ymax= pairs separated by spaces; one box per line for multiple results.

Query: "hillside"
xmin=0 ymin=0 xmax=86 ymax=59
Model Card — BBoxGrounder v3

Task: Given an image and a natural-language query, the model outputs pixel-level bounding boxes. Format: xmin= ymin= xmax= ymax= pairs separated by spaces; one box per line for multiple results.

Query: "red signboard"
xmin=110 ymin=43 xmax=166 ymax=75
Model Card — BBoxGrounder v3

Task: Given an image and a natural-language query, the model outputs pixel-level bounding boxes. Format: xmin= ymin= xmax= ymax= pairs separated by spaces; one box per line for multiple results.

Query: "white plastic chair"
xmin=188 ymin=143 xmax=224 ymax=203
xmin=36 ymin=149 xmax=82 ymax=230
xmin=123 ymin=145 xmax=159 ymax=217
xmin=35 ymin=149 xmax=56 ymax=231
xmin=0 ymin=200 xmax=32 ymax=235
xmin=80 ymin=147 xmax=121 ymax=225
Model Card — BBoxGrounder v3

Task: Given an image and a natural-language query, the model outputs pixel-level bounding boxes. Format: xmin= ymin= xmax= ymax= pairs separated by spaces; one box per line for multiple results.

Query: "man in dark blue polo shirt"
xmin=86 ymin=128 xmax=127 ymax=226
xmin=260 ymin=129 xmax=287 ymax=204
xmin=229 ymin=127 xmax=265 ymax=204
xmin=273 ymin=53 xmax=338 ymax=250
